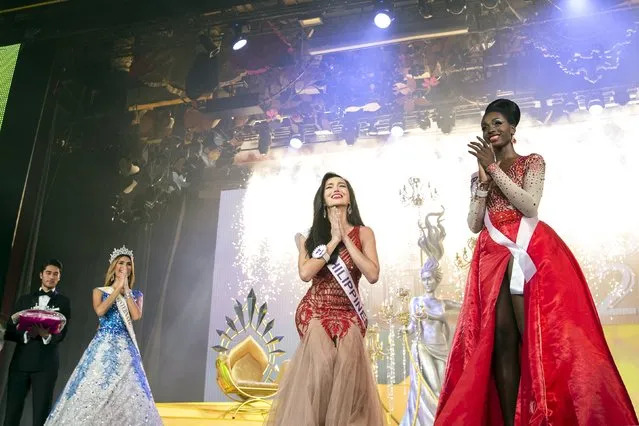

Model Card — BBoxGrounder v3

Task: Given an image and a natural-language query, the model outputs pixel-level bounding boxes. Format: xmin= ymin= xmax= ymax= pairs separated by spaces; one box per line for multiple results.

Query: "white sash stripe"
xmin=326 ymin=256 xmax=368 ymax=328
xmin=484 ymin=211 xmax=539 ymax=295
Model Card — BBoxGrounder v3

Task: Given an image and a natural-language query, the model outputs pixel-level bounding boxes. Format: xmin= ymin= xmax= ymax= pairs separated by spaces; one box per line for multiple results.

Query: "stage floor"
xmin=157 ymin=401 xmax=266 ymax=425
xmin=158 ymin=325 xmax=639 ymax=424
xmin=157 ymin=384 xmax=407 ymax=425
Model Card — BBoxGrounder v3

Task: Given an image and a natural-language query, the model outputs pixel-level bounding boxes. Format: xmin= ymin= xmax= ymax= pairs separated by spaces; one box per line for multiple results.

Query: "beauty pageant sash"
xmin=98 ymin=287 xmax=140 ymax=352
xmin=326 ymin=255 xmax=368 ymax=328
xmin=484 ymin=211 xmax=538 ymax=295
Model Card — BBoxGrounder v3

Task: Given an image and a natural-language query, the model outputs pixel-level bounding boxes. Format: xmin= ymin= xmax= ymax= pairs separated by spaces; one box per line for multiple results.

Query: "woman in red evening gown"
xmin=435 ymin=99 xmax=638 ymax=426
xmin=266 ymin=172 xmax=386 ymax=426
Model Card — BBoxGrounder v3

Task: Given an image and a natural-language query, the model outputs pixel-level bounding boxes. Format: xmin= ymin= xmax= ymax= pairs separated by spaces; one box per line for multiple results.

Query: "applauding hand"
xmin=468 ymin=136 xmax=496 ymax=170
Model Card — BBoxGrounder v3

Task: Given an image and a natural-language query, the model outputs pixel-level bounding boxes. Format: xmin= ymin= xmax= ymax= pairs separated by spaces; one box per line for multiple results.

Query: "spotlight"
xmin=233 ymin=38 xmax=247 ymax=51
xmin=587 ymin=98 xmax=604 ymax=115
xmin=567 ymin=0 xmax=591 ymax=15
xmin=374 ymin=10 xmax=393 ymax=28
xmin=289 ymin=134 xmax=304 ymax=149
xmin=390 ymin=122 xmax=405 ymax=137
xmin=373 ymin=1 xmax=394 ymax=29
xmin=446 ymin=0 xmax=467 ymax=15
xmin=231 ymin=23 xmax=247 ymax=51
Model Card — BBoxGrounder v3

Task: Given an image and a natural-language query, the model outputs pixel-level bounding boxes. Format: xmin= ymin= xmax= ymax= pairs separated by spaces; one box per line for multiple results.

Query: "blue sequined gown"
xmin=45 ymin=290 xmax=162 ymax=425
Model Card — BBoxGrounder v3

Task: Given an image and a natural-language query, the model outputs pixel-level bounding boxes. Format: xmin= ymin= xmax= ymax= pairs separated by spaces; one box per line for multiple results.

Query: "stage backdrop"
xmin=205 ymin=104 xmax=639 ymax=409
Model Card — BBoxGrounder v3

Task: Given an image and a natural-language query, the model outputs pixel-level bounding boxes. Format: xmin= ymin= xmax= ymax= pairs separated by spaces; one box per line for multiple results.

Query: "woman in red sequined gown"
xmin=434 ymin=99 xmax=637 ymax=426
xmin=266 ymin=172 xmax=386 ymax=426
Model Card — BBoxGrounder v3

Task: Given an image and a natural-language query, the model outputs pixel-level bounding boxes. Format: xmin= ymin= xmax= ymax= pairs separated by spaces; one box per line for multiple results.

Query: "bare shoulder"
xmin=92 ymin=288 xmax=104 ymax=300
xmin=360 ymin=226 xmax=376 ymax=240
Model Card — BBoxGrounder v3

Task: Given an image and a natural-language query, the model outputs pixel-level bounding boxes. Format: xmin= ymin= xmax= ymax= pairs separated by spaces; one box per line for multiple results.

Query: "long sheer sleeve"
xmin=467 ymin=173 xmax=487 ymax=233
xmin=486 ymin=154 xmax=545 ymax=218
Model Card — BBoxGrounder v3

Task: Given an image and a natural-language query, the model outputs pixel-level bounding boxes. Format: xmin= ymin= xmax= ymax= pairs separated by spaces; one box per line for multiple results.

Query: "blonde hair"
xmin=103 ymin=255 xmax=136 ymax=288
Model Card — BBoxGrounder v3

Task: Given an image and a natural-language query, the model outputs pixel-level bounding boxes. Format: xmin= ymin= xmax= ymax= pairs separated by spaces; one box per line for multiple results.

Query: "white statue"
xmin=401 ymin=258 xmax=461 ymax=426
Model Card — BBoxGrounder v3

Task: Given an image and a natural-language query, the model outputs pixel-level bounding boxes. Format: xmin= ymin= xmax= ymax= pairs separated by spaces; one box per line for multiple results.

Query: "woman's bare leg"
xmin=492 ymin=260 xmax=521 ymax=426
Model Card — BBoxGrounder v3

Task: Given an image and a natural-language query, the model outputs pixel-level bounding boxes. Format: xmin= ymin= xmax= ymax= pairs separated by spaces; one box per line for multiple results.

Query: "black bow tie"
xmin=38 ymin=290 xmax=52 ymax=297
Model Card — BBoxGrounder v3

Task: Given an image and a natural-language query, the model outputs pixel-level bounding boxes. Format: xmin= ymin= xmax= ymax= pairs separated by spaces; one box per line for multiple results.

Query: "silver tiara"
xmin=109 ymin=245 xmax=134 ymax=264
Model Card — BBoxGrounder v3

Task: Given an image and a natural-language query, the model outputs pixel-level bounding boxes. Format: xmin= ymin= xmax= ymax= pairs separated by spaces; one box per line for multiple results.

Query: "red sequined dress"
xmin=265 ymin=226 xmax=386 ymax=426
xmin=295 ymin=227 xmax=366 ymax=341
xmin=434 ymin=154 xmax=638 ymax=426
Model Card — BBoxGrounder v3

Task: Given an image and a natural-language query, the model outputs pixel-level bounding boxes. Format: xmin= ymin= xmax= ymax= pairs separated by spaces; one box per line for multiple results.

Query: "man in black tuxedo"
xmin=3 ymin=259 xmax=71 ymax=426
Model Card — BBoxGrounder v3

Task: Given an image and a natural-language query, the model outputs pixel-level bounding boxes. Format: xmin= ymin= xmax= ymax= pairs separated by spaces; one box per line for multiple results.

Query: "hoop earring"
xmin=347 ymin=204 xmax=352 ymax=215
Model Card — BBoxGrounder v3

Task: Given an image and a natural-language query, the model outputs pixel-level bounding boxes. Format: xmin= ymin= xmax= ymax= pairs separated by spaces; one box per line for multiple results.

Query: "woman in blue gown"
xmin=45 ymin=246 xmax=162 ymax=425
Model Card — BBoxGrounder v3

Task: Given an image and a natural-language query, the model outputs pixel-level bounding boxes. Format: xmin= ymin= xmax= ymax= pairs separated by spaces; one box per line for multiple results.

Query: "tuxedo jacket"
xmin=4 ymin=290 xmax=71 ymax=372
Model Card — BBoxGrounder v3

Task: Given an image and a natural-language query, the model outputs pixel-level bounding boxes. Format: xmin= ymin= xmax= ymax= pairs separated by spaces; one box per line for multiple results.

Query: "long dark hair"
xmin=304 ymin=172 xmax=365 ymax=263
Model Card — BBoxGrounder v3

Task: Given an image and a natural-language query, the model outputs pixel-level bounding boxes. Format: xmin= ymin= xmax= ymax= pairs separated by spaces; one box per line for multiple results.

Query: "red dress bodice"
xmin=486 ymin=154 xmax=543 ymax=226
xmin=294 ymin=227 xmax=365 ymax=340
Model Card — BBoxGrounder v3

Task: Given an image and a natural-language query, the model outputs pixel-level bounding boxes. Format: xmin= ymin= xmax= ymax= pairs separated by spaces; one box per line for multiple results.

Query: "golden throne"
xmin=213 ymin=289 xmax=288 ymax=418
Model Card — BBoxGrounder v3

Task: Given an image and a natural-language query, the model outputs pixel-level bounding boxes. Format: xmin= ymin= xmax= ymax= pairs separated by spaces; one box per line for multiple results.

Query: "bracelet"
xmin=486 ymin=163 xmax=499 ymax=174
xmin=124 ymin=291 xmax=133 ymax=299
xmin=475 ymin=189 xmax=488 ymax=198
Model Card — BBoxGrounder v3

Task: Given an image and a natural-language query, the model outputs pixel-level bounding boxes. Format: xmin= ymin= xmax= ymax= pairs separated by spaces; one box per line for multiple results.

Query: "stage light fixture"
xmin=373 ymin=1 xmax=394 ymax=28
xmin=481 ymin=0 xmax=499 ymax=9
xmin=289 ymin=134 xmax=303 ymax=149
xmin=390 ymin=122 xmax=405 ymax=137
xmin=446 ymin=0 xmax=467 ymax=15
xmin=374 ymin=10 xmax=393 ymax=28
xmin=567 ymin=0 xmax=590 ymax=14
xmin=231 ymin=23 xmax=247 ymax=51
xmin=587 ymin=98 xmax=604 ymax=115
xmin=233 ymin=38 xmax=247 ymax=51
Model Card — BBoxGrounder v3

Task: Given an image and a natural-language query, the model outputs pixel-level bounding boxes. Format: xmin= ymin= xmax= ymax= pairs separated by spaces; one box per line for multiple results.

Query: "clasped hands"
xmin=328 ymin=206 xmax=349 ymax=244
xmin=113 ymin=271 xmax=130 ymax=293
